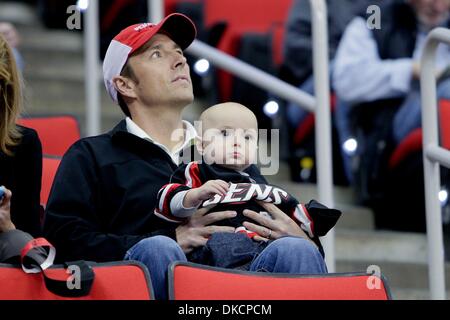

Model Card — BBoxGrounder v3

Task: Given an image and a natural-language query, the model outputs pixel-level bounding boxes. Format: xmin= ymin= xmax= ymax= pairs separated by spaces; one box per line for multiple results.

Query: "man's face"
xmin=409 ymin=0 xmax=450 ymax=27
xmin=127 ymin=33 xmax=194 ymax=108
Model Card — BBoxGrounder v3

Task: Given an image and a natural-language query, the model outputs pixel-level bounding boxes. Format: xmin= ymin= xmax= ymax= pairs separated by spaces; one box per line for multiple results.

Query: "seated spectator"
xmin=0 ymin=22 xmax=24 ymax=71
xmin=282 ymin=0 xmax=385 ymax=183
xmin=43 ymin=13 xmax=329 ymax=300
xmin=332 ymin=0 xmax=450 ymax=230
xmin=333 ymin=0 xmax=450 ymax=147
xmin=0 ymin=34 xmax=42 ymax=238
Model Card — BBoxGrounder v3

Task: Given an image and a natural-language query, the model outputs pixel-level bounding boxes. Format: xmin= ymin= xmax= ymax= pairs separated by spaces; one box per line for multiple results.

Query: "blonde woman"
xmin=0 ymin=34 xmax=42 ymax=262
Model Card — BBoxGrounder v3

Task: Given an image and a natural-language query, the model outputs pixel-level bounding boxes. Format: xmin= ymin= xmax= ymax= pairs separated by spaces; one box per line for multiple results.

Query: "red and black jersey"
xmin=155 ymin=162 xmax=341 ymax=240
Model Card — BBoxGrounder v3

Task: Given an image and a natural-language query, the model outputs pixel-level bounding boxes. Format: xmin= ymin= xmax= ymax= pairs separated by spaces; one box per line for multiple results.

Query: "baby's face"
xmin=201 ymin=112 xmax=258 ymax=171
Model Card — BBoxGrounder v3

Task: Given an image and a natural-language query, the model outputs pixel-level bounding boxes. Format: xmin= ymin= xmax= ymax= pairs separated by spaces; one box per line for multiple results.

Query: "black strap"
xmin=42 ymin=261 xmax=95 ymax=297
xmin=20 ymin=238 xmax=95 ymax=297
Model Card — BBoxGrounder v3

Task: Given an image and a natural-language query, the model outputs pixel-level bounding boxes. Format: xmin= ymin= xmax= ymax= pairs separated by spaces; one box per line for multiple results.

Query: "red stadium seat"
xmin=271 ymin=23 xmax=286 ymax=68
xmin=41 ymin=156 xmax=61 ymax=207
xmin=17 ymin=115 xmax=81 ymax=157
xmin=388 ymin=98 xmax=450 ymax=169
xmin=440 ymin=99 xmax=450 ymax=150
xmin=0 ymin=261 xmax=154 ymax=300
xmin=168 ymin=262 xmax=392 ymax=300
xmin=388 ymin=128 xmax=423 ymax=169
xmin=204 ymin=0 xmax=292 ymax=101
xmin=204 ymin=0 xmax=292 ymax=30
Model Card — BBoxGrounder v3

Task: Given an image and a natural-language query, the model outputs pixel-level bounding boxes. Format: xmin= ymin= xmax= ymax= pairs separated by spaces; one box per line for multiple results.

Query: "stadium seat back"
xmin=0 ymin=261 xmax=153 ymax=300
xmin=18 ymin=115 xmax=81 ymax=157
xmin=204 ymin=0 xmax=292 ymax=30
xmin=440 ymin=99 xmax=450 ymax=150
xmin=169 ymin=262 xmax=391 ymax=300
xmin=204 ymin=0 xmax=292 ymax=101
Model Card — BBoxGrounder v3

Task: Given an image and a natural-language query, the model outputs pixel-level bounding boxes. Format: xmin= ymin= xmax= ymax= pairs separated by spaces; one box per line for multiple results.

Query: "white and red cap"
xmin=103 ymin=13 xmax=197 ymax=103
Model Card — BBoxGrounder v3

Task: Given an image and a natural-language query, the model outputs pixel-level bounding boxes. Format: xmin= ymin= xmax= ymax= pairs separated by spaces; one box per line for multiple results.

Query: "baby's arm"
xmin=183 ymin=180 xmax=229 ymax=208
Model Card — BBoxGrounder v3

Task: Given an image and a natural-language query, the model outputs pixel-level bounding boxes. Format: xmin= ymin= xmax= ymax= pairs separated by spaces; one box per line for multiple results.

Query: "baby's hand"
xmin=184 ymin=180 xmax=229 ymax=208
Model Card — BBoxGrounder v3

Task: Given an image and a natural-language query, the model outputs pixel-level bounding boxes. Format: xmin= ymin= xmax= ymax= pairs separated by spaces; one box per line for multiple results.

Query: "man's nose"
xmin=173 ymin=53 xmax=187 ymax=69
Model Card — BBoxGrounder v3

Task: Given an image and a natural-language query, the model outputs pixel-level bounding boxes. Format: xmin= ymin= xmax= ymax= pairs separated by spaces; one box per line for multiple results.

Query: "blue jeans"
xmin=124 ymin=236 xmax=187 ymax=300
xmin=393 ymin=78 xmax=450 ymax=144
xmin=248 ymin=237 xmax=328 ymax=274
xmin=125 ymin=235 xmax=327 ymax=299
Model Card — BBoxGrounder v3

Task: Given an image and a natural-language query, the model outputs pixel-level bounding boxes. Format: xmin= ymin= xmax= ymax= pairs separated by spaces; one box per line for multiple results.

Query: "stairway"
xmin=2 ymin=1 xmax=450 ymax=300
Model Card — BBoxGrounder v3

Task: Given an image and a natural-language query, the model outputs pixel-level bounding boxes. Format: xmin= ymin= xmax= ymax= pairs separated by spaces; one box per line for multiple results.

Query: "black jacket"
xmin=43 ymin=120 xmax=186 ymax=263
xmin=0 ymin=126 xmax=42 ymax=238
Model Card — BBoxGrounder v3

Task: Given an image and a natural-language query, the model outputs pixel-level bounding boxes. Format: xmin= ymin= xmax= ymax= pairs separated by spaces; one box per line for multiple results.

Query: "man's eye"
xmin=151 ymin=51 xmax=161 ymax=58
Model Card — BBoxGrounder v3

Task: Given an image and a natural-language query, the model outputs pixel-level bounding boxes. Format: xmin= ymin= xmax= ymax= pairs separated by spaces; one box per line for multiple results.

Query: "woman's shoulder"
xmin=15 ymin=125 xmax=42 ymax=153
xmin=17 ymin=125 xmax=40 ymax=142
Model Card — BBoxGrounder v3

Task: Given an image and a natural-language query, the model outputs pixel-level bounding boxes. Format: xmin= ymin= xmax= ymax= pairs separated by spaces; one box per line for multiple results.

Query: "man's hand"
xmin=242 ymin=201 xmax=317 ymax=247
xmin=0 ymin=187 xmax=15 ymax=233
xmin=175 ymin=205 xmax=236 ymax=254
xmin=183 ymin=180 xmax=229 ymax=208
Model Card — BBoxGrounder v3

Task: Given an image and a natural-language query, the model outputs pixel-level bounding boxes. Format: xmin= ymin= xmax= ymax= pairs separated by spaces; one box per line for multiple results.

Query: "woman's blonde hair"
xmin=0 ymin=34 xmax=22 ymax=156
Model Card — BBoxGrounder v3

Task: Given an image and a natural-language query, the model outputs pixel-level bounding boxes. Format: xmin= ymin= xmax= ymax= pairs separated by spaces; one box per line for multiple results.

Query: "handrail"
xmin=84 ymin=0 xmax=100 ymax=136
xmin=149 ymin=0 xmax=163 ymax=24
xmin=310 ymin=0 xmax=335 ymax=272
xmin=186 ymin=41 xmax=316 ymax=112
xmin=420 ymin=27 xmax=450 ymax=300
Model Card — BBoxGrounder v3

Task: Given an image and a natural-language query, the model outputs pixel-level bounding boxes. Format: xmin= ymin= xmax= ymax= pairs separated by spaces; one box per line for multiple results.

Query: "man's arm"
xmin=43 ymin=141 xmax=172 ymax=262
xmin=332 ymin=17 xmax=414 ymax=104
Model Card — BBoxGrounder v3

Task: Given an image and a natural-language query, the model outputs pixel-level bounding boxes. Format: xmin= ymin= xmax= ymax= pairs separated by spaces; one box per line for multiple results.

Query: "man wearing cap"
xmin=43 ymin=13 xmax=327 ymax=300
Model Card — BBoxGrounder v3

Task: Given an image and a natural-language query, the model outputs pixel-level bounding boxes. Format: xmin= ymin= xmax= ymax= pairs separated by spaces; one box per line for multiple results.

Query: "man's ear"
xmin=112 ymin=76 xmax=137 ymax=99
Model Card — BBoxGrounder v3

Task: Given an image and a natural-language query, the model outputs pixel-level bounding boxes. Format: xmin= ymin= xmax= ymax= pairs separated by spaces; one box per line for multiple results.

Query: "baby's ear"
xmin=195 ymin=136 xmax=204 ymax=155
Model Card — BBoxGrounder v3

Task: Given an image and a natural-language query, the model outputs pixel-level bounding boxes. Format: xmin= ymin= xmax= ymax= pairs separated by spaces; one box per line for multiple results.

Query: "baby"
xmin=155 ymin=102 xmax=341 ymax=268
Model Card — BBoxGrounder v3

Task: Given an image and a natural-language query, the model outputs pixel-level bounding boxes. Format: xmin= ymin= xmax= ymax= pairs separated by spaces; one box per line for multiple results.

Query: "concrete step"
xmin=19 ymin=26 xmax=82 ymax=54
xmin=390 ymin=288 xmax=450 ymax=300
xmin=0 ymin=2 xmax=38 ymax=26
xmin=335 ymin=229 xmax=450 ymax=298
xmin=269 ymin=170 xmax=374 ymax=229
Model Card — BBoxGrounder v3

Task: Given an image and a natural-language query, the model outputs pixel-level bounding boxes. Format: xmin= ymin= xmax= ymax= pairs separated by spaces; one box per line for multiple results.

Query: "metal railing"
xmin=84 ymin=0 xmax=100 ymax=136
xmin=421 ymin=27 xmax=450 ymax=300
xmin=84 ymin=0 xmax=336 ymax=270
